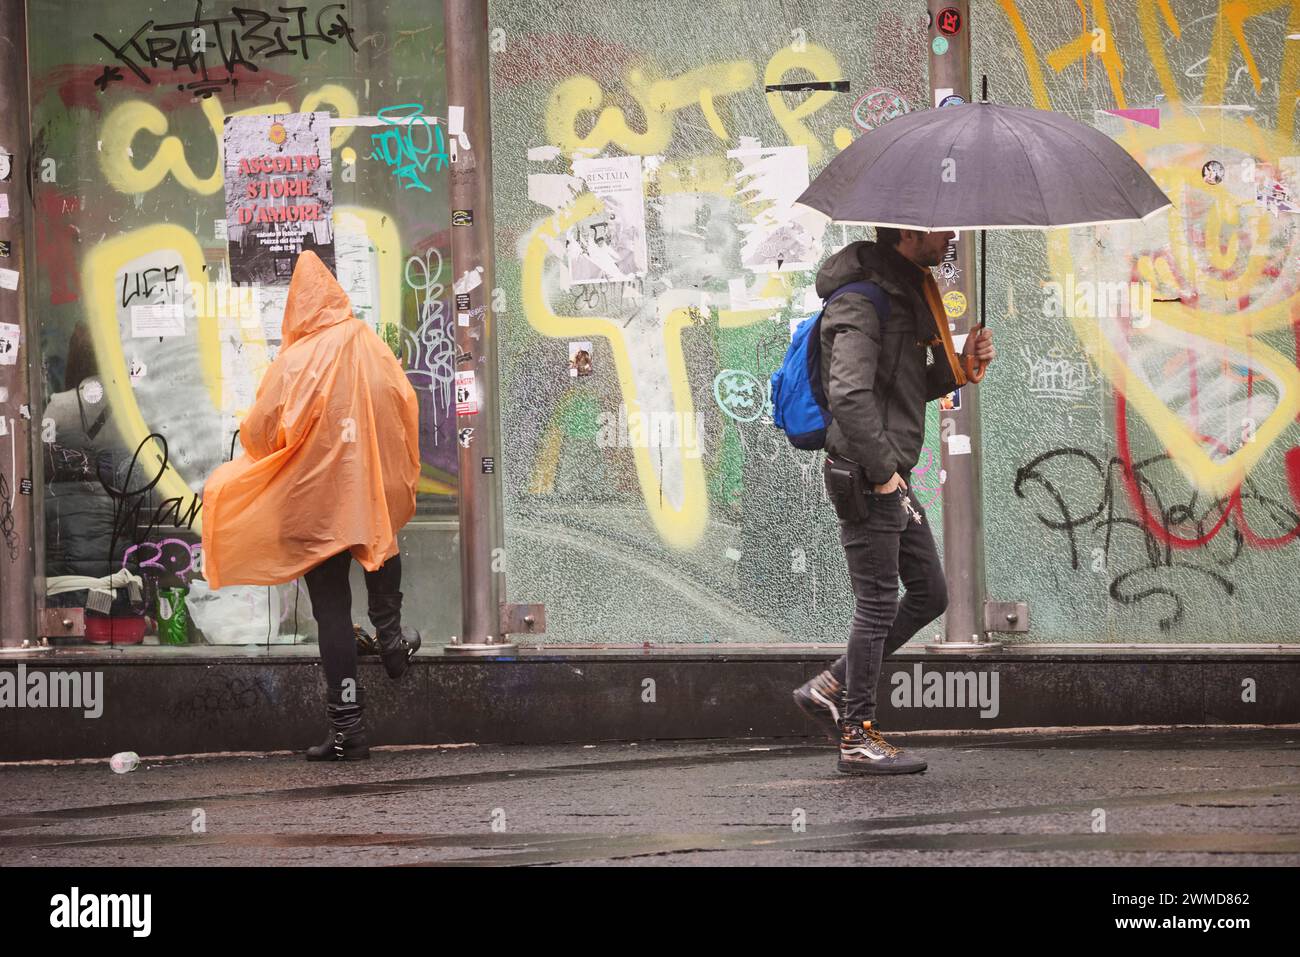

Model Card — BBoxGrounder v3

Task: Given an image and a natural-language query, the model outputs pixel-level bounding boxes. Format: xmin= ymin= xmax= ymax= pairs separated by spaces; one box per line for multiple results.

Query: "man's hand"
xmin=873 ymin=472 xmax=908 ymax=494
xmin=963 ymin=327 xmax=995 ymax=366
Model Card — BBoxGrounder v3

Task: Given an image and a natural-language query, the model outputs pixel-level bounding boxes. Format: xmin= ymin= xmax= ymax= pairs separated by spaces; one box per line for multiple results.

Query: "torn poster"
xmin=727 ymin=144 xmax=825 ymax=272
xmin=0 ymin=321 xmax=19 ymax=365
xmin=567 ymin=155 xmax=648 ymax=285
xmin=224 ymin=111 xmax=334 ymax=285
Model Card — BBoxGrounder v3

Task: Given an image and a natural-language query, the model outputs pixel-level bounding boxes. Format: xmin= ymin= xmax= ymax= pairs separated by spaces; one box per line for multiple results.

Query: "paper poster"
xmin=130 ymin=303 xmax=185 ymax=338
xmin=455 ymin=370 xmax=479 ymax=415
xmin=224 ymin=111 xmax=334 ymax=285
xmin=727 ymin=144 xmax=825 ymax=272
xmin=568 ymin=155 xmax=648 ymax=285
xmin=0 ymin=322 xmax=19 ymax=365
xmin=568 ymin=340 xmax=593 ymax=377
xmin=947 ymin=434 xmax=972 ymax=455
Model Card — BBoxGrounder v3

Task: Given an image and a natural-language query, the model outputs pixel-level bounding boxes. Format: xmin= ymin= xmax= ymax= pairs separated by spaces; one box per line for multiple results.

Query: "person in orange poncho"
xmin=202 ymin=251 xmax=422 ymax=761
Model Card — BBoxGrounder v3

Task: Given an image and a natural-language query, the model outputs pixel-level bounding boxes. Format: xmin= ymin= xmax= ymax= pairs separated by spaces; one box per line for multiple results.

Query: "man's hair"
xmin=875 ymin=226 xmax=902 ymax=248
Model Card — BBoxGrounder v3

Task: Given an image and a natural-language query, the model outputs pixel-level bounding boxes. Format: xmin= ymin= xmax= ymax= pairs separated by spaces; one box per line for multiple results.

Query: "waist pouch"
xmin=823 ymin=455 xmax=870 ymax=522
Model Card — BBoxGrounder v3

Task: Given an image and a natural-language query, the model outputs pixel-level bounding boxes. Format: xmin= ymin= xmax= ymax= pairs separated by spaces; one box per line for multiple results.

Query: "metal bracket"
xmin=499 ymin=602 xmax=546 ymax=637
xmin=984 ymin=600 xmax=1029 ymax=633
xmin=40 ymin=607 xmax=85 ymax=638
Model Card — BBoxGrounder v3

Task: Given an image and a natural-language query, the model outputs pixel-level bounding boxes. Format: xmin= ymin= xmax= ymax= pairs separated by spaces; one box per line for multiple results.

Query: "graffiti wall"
xmin=490 ymin=0 xmax=1300 ymax=643
xmin=30 ymin=0 xmax=458 ymax=645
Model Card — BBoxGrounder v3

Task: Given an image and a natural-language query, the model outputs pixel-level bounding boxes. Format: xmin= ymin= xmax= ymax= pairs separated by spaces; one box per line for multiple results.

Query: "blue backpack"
xmin=770 ymin=280 xmax=891 ymax=450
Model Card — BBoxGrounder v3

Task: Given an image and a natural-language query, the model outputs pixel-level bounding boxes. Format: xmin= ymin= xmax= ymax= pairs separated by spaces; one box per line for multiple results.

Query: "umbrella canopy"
xmin=795 ymin=102 xmax=1171 ymax=230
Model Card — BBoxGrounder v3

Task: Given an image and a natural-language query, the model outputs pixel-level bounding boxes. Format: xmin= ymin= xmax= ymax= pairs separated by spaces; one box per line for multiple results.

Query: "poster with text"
xmin=568 ymin=156 xmax=648 ymax=285
xmin=224 ymin=111 xmax=334 ymax=286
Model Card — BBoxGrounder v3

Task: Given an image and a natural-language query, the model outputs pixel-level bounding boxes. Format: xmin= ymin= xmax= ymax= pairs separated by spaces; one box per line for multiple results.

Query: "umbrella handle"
xmin=963 ymin=350 xmax=987 ymax=384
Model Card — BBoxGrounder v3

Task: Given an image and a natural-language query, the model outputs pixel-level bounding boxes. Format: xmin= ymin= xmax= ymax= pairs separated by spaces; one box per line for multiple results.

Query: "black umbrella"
xmin=795 ymin=85 xmax=1172 ymax=379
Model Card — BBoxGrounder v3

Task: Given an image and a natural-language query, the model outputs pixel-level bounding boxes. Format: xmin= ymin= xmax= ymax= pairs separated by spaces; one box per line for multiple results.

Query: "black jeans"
xmin=827 ymin=476 xmax=947 ymax=723
xmin=302 ymin=551 xmax=402 ymax=690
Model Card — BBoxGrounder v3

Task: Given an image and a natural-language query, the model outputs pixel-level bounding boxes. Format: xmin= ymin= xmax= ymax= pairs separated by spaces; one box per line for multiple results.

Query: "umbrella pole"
xmin=980 ymin=227 xmax=986 ymax=329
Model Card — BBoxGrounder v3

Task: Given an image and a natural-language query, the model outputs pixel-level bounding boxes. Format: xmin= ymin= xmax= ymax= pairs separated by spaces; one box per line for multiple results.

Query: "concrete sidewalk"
xmin=1 ymin=727 xmax=1297 ymax=866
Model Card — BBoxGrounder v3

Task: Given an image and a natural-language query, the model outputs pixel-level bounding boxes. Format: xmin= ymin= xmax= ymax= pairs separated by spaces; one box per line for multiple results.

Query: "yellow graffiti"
xmin=98 ymin=84 xmax=358 ymax=195
xmin=81 ymin=225 xmax=216 ymax=530
xmin=522 ymin=193 xmax=707 ymax=548
xmin=546 ymin=61 xmax=756 ymax=154
xmin=1044 ymin=0 xmax=1128 ymax=108
xmin=1002 ymin=0 xmax=1300 ymax=496
xmin=533 ymin=46 xmax=851 ymax=546
xmin=80 ymin=204 xmax=418 ymax=534
xmin=546 ymin=44 xmax=847 ymax=161
xmin=763 ymin=43 xmax=844 ymax=165
xmin=99 ymin=97 xmax=225 ymax=195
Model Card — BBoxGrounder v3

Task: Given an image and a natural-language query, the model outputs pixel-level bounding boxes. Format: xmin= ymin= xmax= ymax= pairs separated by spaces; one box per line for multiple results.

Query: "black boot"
xmin=368 ymin=591 xmax=422 ymax=680
xmin=305 ymin=686 xmax=370 ymax=761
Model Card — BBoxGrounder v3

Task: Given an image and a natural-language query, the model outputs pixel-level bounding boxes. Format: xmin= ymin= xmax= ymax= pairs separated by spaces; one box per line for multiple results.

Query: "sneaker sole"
xmin=837 ymin=759 xmax=928 ymax=775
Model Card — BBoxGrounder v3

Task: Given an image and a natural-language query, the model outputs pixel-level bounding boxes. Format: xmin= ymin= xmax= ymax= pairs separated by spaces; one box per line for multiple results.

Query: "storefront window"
xmin=29 ymin=0 xmax=457 ymax=651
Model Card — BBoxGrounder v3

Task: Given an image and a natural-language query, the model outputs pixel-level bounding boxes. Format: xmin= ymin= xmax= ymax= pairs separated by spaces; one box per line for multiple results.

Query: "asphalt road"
xmin=1 ymin=728 xmax=1297 ymax=866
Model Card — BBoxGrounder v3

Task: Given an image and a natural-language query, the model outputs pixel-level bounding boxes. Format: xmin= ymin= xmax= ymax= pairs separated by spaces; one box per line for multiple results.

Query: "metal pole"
xmin=442 ymin=0 xmax=515 ymax=654
xmin=0 ymin=0 xmax=41 ymax=651
xmin=924 ymin=0 xmax=997 ymax=651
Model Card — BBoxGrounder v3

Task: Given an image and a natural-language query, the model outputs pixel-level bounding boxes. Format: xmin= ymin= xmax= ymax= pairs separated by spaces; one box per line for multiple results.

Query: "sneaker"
xmin=793 ymin=670 xmax=845 ymax=740
xmin=354 ymin=624 xmax=380 ymax=656
xmin=837 ymin=719 xmax=927 ymax=775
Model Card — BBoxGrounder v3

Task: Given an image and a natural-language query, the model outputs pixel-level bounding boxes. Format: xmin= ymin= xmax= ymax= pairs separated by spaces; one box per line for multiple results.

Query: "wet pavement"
xmin=0 ymin=727 xmax=1297 ymax=866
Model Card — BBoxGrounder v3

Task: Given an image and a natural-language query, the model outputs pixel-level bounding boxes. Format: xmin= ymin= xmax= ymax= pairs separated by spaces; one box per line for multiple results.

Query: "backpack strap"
xmin=807 ymin=280 xmax=890 ymax=415
xmin=824 ymin=280 xmax=890 ymax=322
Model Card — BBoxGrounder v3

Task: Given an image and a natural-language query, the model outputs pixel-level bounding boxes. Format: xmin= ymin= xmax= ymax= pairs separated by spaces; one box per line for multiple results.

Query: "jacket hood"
xmin=814 ymin=240 xmax=927 ymax=301
xmin=281 ymin=251 xmax=354 ymax=348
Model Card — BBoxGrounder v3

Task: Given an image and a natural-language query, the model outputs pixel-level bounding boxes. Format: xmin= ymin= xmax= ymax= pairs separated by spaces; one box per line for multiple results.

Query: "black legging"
xmin=302 ymin=551 xmax=402 ymax=689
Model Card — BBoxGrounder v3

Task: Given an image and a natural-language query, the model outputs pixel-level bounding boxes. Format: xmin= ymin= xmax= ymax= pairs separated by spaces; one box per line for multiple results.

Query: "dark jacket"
xmin=817 ymin=240 xmax=958 ymax=485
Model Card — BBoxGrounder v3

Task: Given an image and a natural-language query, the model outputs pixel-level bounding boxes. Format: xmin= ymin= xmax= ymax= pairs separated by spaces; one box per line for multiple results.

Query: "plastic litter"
xmin=109 ymin=751 xmax=139 ymax=774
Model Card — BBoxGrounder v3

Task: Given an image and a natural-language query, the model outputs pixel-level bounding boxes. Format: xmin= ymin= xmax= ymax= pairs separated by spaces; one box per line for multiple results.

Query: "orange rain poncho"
xmin=201 ymin=251 xmax=420 ymax=588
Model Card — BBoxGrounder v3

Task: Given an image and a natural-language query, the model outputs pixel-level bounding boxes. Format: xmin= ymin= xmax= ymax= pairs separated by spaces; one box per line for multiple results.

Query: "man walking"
xmin=792 ymin=228 xmax=995 ymax=774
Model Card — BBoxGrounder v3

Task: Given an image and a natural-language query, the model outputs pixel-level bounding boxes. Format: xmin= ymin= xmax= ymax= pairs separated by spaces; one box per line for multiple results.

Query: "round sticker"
xmin=268 ymin=122 xmax=287 ymax=145
xmin=938 ymin=94 xmax=966 ymax=108
xmin=932 ymin=36 xmax=949 ymax=55
xmin=852 ymin=88 xmax=912 ymax=132
xmin=1202 ymin=160 xmax=1225 ymax=185
xmin=937 ymin=7 xmax=963 ymax=36
xmin=79 ymin=377 xmax=104 ymax=405
xmin=942 ymin=291 xmax=968 ymax=318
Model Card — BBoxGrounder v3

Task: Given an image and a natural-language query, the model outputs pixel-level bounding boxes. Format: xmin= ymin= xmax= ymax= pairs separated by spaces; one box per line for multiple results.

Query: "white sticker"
xmin=0 ymin=416 xmax=6 ymax=436
xmin=0 ymin=193 xmax=9 ymax=218
xmin=447 ymin=105 xmax=465 ymax=137
xmin=947 ymin=434 xmax=972 ymax=455
xmin=457 ymin=312 xmax=469 ymax=327
xmin=453 ymin=267 xmax=484 ymax=295
xmin=455 ymin=369 xmax=479 ymax=415
xmin=953 ymin=332 xmax=968 ymax=352
xmin=79 ymin=378 xmax=104 ymax=404
xmin=446 ymin=105 xmax=471 ymax=150
xmin=724 ymin=547 xmax=742 ymax=561
xmin=213 ymin=218 xmax=228 ymax=240
xmin=130 ymin=303 xmax=185 ymax=338
xmin=0 ymin=321 xmax=18 ymax=365
xmin=0 ymin=267 xmax=18 ymax=290
xmin=934 ymin=87 xmax=954 ymax=109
